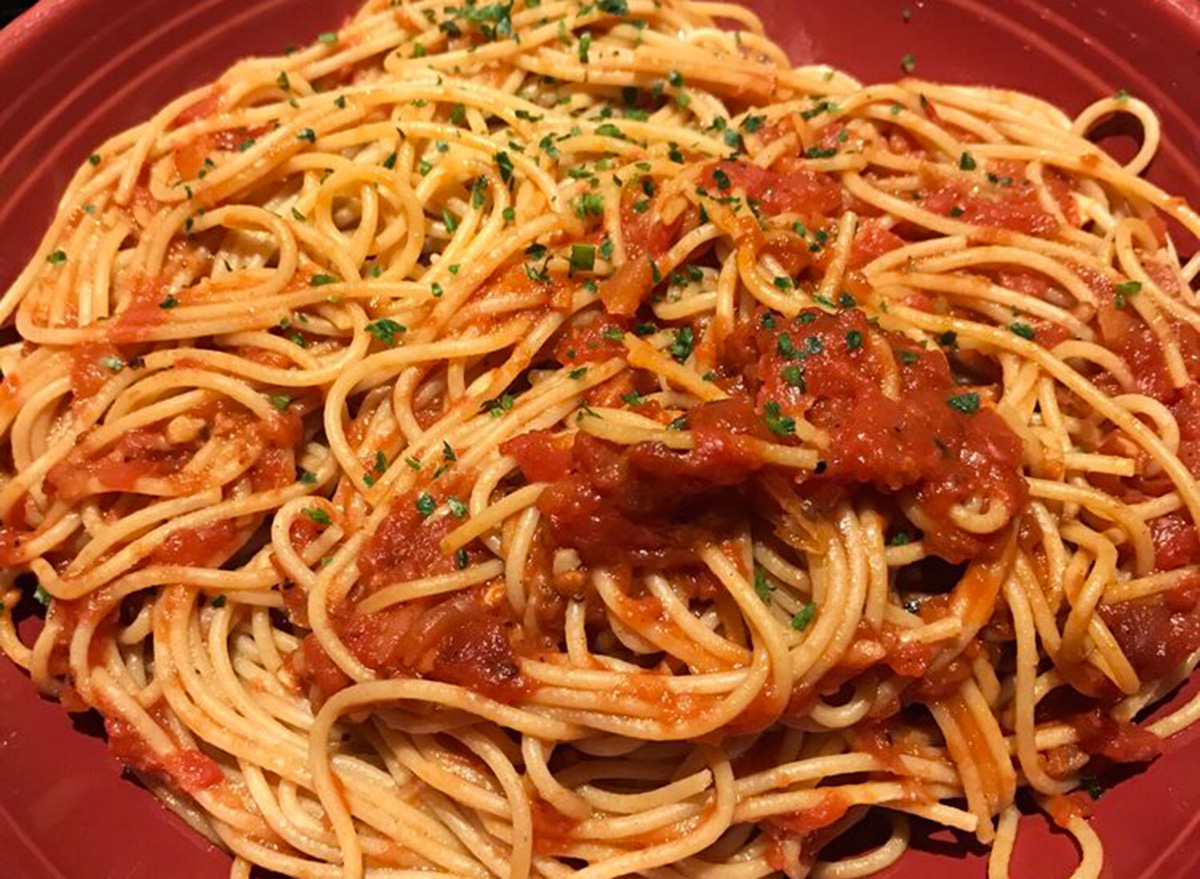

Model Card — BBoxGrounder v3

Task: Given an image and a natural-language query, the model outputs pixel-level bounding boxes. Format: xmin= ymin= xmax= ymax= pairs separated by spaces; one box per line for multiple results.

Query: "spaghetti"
xmin=3 ymin=2 xmax=1200 ymax=878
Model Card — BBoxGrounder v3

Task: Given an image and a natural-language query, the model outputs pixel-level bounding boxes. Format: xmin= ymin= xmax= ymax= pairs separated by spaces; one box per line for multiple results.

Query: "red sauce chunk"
xmin=918 ymin=170 xmax=1059 ymax=237
xmin=501 ymin=430 xmax=575 ymax=483
xmin=1044 ymin=792 xmax=1094 ymax=829
xmin=299 ymin=587 xmax=529 ymax=703
xmin=357 ymin=488 xmax=461 ymax=589
xmin=725 ymin=308 xmax=1027 ymax=561
xmin=47 ymin=426 xmax=194 ymax=500
xmin=505 ymin=400 xmax=766 ymax=568
xmin=1149 ymin=511 xmax=1200 ymax=570
xmin=762 ymin=791 xmax=850 ymax=869
xmin=701 ymin=159 xmax=843 ymax=219
xmin=150 ymin=519 xmax=240 ymax=566
xmin=553 ymin=314 xmax=629 ymax=365
xmin=848 ymin=219 xmax=905 ymax=268
xmin=599 ymin=194 xmax=695 ymax=315
xmin=1067 ymin=708 xmax=1162 ymax=764
xmin=104 ymin=714 xmax=223 ymax=793
xmin=1096 ymin=298 xmax=1177 ymax=402
xmin=530 ymin=798 xmax=580 ymax=855
xmin=1099 ymin=583 xmax=1200 ymax=679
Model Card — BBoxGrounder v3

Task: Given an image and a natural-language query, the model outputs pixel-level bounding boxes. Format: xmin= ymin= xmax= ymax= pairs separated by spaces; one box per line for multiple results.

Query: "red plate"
xmin=1 ymin=1 xmax=1199 ymax=877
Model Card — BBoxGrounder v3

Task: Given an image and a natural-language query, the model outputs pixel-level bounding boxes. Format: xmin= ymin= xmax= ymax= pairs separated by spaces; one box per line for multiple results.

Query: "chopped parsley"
xmin=416 ymin=493 xmax=436 ymax=517
xmin=570 ymin=243 xmax=596 ymax=273
xmin=792 ymin=602 xmax=816 ymax=631
xmin=485 ymin=393 xmax=515 ymax=417
xmin=753 ymin=568 xmax=773 ymax=603
xmin=309 ymin=274 xmax=339 ymax=287
xmin=947 ymin=392 xmax=981 ymax=415
xmin=365 ymin=318 xmax=406 ymax=347
xmin=763 ymin=401 xmax=795 ymax=437
xmin=900 ymin=53 xmax=916 ymax=74
xmin=669 ymin=326 xmax=694 ymax=362
xmin=845 ymin=330 xmax=863 ymax=351
xmin=267 ymin=393 xmax=292 ymax=411
xmin=959 ymin=151 xmax=976 ymax=171
xmin=1114 ymin=280 xmax=1142 ymax=308
xmin=46 ymin=250 xmax=67 ymax=265
xmin=577 ymin=191 xmax=605 ymax=217
xmin=1009 ymin=322 xmax=1036 ymax=340
xmin=303 ymin=507 xmax=331 ymax=526
xmin=495 ymin=151 xmax=515 ymax=186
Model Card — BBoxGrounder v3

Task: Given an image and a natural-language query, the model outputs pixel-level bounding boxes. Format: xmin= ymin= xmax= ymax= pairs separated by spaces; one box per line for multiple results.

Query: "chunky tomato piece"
xmin=1099 ymin=583 xmax=1200 ymax=679
xmin=700 ymin=159 xmax=843 ymax=217
xmin=726 ymin=308 xmax=1026 ymax=561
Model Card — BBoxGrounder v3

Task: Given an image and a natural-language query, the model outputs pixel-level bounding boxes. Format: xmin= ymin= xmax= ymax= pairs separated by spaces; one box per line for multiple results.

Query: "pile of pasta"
xmin=2 ymin=2 xmax=1200 ymax=879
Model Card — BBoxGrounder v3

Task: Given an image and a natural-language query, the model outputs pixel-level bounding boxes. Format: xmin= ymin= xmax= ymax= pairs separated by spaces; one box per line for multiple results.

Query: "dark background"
xmin=2 ymin=0 xmax=31 ymax=27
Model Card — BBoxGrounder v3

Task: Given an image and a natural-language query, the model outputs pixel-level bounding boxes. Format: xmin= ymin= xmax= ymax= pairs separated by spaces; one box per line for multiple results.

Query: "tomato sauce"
xmin=763 ymin=791 xmax=850 ymax=868
xmin=171 ymin=87 xmax=223 ymax=129
xmin=1099 ymin=582 xmax=1200 ymax=679
xmin=917 ymin=172 xmax=1058 ymax=237
xmin=765 ymin=792 xmax=850 ymax=838
xmin=553 ymin=314 xmax=629 ymax=365
xmin=599 ymin=194 xmax=696 ymax=315
xmin=700 ymin=158 xmax=843 ymax=219
xmin=505 ymin=401 xmax=766 ymax=569
xmin=109 ymin=277 xmax=168 ymax=345
xmin=726 ymin=307 xmax=1026 ymax=562
xmin=47 ymin=426 xmax=194 ymax=500
xmin=356 ymin=488 xmax=463 ymax=589
xmin=1096 ymin=298 xmax=1177 ymax=401
xmin=501 ymin=430 xmax=574 ymax=482
xmin=847 ymin=219 xmax=905 ymax=268
xmin=104 ymin=714 xmax=223 ymax=793
xmin=1149 ymin=512 xmax=1200 ymax=570
xmin=530 ymin=797 xmax=580 ymax=855
xmin=1067 ymin=708 xmax=1162 ymax=763
xmin=298 ymin=587 xmax=530 ymax=703
xmin=1044 ymin=791 xmax=1093 ymax=829
xmin=1171 ymin=384 xmax=1200 ymax=479
xmin=150 ymin=519 xmax=240 ymax=566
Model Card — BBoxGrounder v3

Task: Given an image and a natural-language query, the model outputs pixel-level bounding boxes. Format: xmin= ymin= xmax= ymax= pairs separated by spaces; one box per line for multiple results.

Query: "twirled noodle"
xmin=3 ymin=3 xmax=1200 ymax=879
